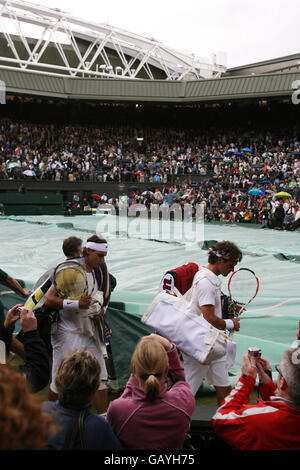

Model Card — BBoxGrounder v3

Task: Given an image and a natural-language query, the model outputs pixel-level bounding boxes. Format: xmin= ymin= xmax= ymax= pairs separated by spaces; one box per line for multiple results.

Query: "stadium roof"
xmin=0 ymin=0 xmax=226 ymax=81
xmin=0 ymin=1 xmax=299 ymax=103
xmin=226 ymin=53 xmax=300 ymax=76
xmin=1 ymin=67 xmax=300 ymax=102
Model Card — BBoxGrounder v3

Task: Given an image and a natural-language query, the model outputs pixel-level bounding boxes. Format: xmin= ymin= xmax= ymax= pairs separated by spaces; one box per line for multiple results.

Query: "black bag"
xmin=187 ymin=406 xmax=231 ymax=450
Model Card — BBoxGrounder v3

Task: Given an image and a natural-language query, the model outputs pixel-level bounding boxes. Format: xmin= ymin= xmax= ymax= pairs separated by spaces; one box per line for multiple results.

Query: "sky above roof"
xmin=7 ymin=0 xmax=300 ymax=69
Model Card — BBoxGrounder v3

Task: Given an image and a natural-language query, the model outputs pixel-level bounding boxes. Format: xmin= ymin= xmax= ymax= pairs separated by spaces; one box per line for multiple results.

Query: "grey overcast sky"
xmin=20 ymin=0 xmax=300 ymax=68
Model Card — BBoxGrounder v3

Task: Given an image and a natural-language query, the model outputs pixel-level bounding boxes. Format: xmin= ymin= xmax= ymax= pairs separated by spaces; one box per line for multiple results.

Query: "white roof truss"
xmin=0 ymin=0 xmax=227 ymax=80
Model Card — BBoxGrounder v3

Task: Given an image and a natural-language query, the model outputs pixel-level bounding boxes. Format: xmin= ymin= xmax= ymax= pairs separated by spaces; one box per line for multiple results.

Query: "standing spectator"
xmin=106 ymin=333 xmax=195 ymax=450
xmin=0 ymin=305 xmax=50 ymax=392
xmin=272 ymin=201 xmax=285 ymax=229
xmin=212 ymin=349 xmax=300 ymax=450
xmin=42 ymin=350 xmax=121 ymax=450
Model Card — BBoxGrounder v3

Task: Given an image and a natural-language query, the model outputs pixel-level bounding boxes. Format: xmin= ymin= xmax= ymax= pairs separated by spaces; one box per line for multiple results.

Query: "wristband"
xmin=225 ymin=319 xmax=234 ymax=330
xmin=63 ymin=299 xmax=79 ymax=312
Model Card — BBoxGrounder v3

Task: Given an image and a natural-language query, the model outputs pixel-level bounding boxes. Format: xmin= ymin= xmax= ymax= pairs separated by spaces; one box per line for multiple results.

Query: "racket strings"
xmin=54 ymin=263 xmax=88 ymax=300
xmin=228 ymin=270 xmax=258 ymax=305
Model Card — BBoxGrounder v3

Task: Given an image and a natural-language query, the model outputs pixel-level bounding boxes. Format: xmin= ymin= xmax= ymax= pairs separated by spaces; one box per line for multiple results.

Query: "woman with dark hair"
xmin=106 ymin=333 xmax=195 ymax=450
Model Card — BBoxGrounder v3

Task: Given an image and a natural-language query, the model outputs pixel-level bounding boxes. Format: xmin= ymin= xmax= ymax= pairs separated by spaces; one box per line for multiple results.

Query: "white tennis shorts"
xmin=50 ymin=329 xmax=108 ymax=394
xmin=182 ymin=352 xmax=230 ymax=395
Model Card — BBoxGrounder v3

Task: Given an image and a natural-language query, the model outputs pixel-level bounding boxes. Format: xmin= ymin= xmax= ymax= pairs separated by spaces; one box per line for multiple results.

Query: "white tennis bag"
xmin=141 ymin=278 xmax=236 ymax=366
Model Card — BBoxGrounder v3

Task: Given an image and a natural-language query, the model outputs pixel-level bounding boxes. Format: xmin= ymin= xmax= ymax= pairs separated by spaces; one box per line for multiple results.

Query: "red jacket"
xmin=106 ymin=347 xmax=195 ymax=450
xmin=211 ymin=375 xmax=300 ymax=450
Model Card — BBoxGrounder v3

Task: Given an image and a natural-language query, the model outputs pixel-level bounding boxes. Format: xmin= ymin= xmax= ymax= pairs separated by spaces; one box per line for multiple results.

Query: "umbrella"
xmin=163 ymin=194 xmax=179 ymax=204
xmin=248 ymin=188 xmax=263 ymax=196
xmin=142 ymin=190 xmax=154 ymax=196
xmin=128 ymin=186 xmax=139 ymax=192
xmin=91 ymin=194 xmax=101 ymax=200
xmin=134 ymin=171 xmax=144 ymax=175
xmin=6 ymin=161 xmax=19 ymax=169
xmin=234 ymin=152 xmax=244 ymax=156
xmin=212 ymin=155 xmax=223 ymax=160
xmin=224 ymin=150 xmax=235 ymax=157
xmin=242 ymin=148 xmax=252 ymax=153
xmin=275 ymin=191 xmax=292 ymax=198
xmin=23 ymin=170 xmax=36 ymax=177
xmin=263 ymin=152 xmax=273 ymax=157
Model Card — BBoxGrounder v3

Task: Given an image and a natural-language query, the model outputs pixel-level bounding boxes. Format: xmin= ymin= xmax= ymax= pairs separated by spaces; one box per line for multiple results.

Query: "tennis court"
xmin=1 ymin=214 xmax=299 ymax=388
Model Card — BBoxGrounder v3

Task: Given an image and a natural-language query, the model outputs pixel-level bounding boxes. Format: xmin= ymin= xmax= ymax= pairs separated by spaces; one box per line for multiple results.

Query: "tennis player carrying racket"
xmin=45 ymin=235 xmax=110 ymax=414
xmin=182 ymin=241 xmax=243 ymax=405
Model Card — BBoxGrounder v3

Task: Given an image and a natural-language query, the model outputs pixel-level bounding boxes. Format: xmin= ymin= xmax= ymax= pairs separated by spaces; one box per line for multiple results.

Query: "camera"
xmin=248 ymin=347 xmax=261 ymax=363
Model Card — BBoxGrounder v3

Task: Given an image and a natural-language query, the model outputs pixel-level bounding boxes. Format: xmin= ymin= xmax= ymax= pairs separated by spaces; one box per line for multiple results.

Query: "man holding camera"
xmin=211 ymin=348 xmax=300 ymax=450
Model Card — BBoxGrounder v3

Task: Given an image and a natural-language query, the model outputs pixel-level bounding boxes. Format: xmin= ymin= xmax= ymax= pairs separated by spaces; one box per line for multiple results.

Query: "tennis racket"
xmin=53 ymin=261 xmax=89 ymax=299
xmin=227 ymin=268 xmax=259 ymax=338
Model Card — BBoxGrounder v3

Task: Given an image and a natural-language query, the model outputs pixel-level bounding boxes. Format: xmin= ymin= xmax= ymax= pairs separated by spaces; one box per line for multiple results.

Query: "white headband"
xmin=208 ymin=248 xmax=237 ymax=261
xmin=86 ymin=241 xmax=108 ymax=253
xmin=208 ymin=249 xmax=222 ymax=257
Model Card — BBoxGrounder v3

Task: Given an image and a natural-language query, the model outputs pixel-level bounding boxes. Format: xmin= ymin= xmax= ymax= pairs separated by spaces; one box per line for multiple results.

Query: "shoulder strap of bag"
xmin=63 ymin=408 xmax=90 ymax=450
xmin=185 ymin=268 xmax=220 ymax=313
xmin=192 ymin=267 xmax=219 ymax=289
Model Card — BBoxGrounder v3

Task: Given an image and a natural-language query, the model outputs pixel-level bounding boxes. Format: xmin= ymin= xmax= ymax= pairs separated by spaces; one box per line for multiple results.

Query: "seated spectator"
xmin=0 ymin=305 xmax=50 ymax=392
xmin=106 ymin=333 xmax=195 ymax=450
xmin=211 ymin=348 xmax=300 ymax=450
xmin=242 ymin=209 xmax=253 ymax=223
xmin=42 ymin=350 xmax=121 ymax=450
xmin=0 ymin=364 xmax=53 ymax=450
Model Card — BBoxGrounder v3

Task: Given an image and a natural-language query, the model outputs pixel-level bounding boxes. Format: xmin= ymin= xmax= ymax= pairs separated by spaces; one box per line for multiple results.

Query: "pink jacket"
xmin=106 ymin=347 xmax=195 ymax=450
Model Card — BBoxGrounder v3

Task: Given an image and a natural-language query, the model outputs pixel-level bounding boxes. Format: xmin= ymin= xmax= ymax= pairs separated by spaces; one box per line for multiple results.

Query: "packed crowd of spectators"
xmin=1 ymin=118 xmax=300 ymax=229
xmin=0 ymin=118 xmax=299 ymax=183
xmin=75 ymin=178 xmax=300 ymax=231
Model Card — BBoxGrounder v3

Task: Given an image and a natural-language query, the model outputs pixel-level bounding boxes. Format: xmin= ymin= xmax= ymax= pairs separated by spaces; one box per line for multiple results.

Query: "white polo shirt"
xmin=190 ymin=267 xmax=222 ymax=319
